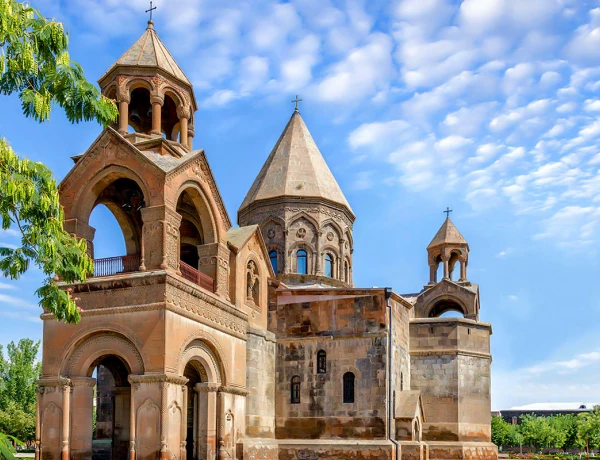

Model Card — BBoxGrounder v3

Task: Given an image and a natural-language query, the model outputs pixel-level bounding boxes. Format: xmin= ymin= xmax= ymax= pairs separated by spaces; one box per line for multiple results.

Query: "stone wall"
xmin=246 ymin=328 xmax=277 ymax=438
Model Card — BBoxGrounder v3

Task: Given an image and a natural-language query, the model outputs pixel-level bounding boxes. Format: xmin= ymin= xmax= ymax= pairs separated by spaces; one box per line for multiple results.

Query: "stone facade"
xmin=36 ymin=21 xmax=496 ymax=460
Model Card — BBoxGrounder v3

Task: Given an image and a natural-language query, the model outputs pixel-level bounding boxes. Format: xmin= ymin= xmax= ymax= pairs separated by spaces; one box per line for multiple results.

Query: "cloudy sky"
xmin=1 ymin=0 xmax=600 ymax=409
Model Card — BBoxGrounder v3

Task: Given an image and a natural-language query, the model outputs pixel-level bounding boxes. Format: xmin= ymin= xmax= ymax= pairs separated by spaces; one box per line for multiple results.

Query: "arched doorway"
xmin=184 ymin=362 xmax=203 ymax=460
xmin=91 ymin=356 xmax=131 ymax=460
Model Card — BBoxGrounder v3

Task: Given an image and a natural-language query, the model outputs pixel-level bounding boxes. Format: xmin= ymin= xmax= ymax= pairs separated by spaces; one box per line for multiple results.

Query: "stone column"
xmin=117 ymin=85 xmax=130 ymax=135
xmin=35 ymin=388 xmax=41 ymax=460
xmin=63 ymin=219 xmax=96 ymax=259
xmin=177 ymin=105 xmax=190 ymax=148
xmin=141 ymin=205 xmax=182 ymax=272
xmin=196 ymin=383 xmax=218 ymax=460
xmin=70 ymin=377 xmax=96 ymax=460
xmin=315 ymin=231 xmax=322 ymax=276
xmin=151 ymin=92 xmax=164 ymax=137
xmin=283 ymin=230 xmax=291 ymax=274
xmin=459 ymin=258 xmax=467 ymax=282
xmin=197 ymin=243 xmax=230 ymax=299
xmin=180 ymin=385 xmax=188 ymax=460
xmin=429 ymin=264 xmax=437 ymax=285
xmin=441 ymin=255 xmax=450 ymax=280
xmin=118 ymin=101 xmax=129 ymax=135
xmin=129 ymin=382 xmax=137 ymax=460
xmin=192 ymin=391 xmax=198 ymax=458
xmin=61 ymin=381 xmax=71 ymax=460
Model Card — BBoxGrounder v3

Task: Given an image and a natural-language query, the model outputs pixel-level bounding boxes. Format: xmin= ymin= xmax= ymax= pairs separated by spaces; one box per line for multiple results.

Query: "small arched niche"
xmin=176 ymin=190 xmax=206 ymax=268
xmin=128 ymin=87 xmax=152 ymax=134
xmin=161 ymin=94 xmax=179 ymax=140
xmin=428 ymin=299 xmax=466 ymax=318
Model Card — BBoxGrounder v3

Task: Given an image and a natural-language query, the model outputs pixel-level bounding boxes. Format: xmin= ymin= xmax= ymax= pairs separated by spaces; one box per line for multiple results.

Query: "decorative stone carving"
xmin=296 ymin=227 xmax=306 ymax=239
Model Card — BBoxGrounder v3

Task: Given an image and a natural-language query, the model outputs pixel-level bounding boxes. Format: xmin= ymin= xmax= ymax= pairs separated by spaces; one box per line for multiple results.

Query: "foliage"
xmin=0 ymin=0 xmax=118 ymax=324
xmin=0 ymin=431 xmax=21 ymax=460
xmin=492 ymin=408 xmax=600 ymax=453
xmin=0 ymin=0 xmax=118 ymax=124
xmin=0 ymin=339 xmax=40 ymax=443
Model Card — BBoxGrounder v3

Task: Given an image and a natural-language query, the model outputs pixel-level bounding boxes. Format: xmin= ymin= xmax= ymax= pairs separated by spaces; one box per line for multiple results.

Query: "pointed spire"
xmin=99 ymin=21 xmax=191 ymax=87
xmin=427 ymin=217 xmax=468 ymax=250
xmin=239 ymin=110 xmax=353 ymax=214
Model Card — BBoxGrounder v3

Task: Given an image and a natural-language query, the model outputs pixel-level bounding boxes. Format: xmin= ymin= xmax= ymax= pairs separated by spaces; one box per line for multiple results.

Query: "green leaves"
xmin=0 ymin=432 xmax=20 ymax=460
xmin=0 ymin=139 xmax=93 ymax=323
xmin=0 ymin=0 xmax=118 ymax=125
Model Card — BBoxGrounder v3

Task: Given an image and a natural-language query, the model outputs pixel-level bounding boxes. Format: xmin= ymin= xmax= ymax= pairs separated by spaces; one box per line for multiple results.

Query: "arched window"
xmin=344 ymin=261 xmax=349 ymax=283
xmin=297 ymin=250 xmax=307 ymax=275
xmin=317 ymin=350 xmax=326 ymax=374
xmin=400 ymin=372 xmax=404 ymax=391
xmin=325 ymin=253 xmax=334 ymax=278
xmin=291 ymin=376 xmax=301 ymax=404
xmin=269 ymin=250 xmax=278 ymax=274
xmin=343 ymin=372 xmax=355 ymax=403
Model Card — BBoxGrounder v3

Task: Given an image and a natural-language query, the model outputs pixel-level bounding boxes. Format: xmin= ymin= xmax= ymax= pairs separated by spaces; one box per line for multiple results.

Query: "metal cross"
xmin=443 ymin=207 xmax=453 ymax=218
xmin=291 ymin=95 xmax=303 ymax=111
xmin=145 ymin=1 xmax=157 ymax=21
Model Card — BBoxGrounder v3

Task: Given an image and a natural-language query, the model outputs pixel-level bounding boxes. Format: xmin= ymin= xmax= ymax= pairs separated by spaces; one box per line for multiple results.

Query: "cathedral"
xmin=36 ymin=21 xmax=497 ymax=460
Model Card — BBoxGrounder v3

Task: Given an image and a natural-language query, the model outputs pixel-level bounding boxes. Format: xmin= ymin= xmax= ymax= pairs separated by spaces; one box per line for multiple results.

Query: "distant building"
xmin=496 ymin=403 xmax=598 ymax=424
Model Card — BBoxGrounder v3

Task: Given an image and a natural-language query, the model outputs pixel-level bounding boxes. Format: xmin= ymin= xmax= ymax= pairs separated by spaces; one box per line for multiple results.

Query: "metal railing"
xmin=179 ymin=260 xmax=215 ymax=292
xmin=92 ymin=254 xmax=141 ymax=277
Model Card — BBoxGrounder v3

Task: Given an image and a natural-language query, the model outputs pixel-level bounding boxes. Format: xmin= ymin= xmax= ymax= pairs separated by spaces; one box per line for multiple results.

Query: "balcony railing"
xmin=179 ymin=260 xmax=215 ymax=292
xmin=92 ymin=254 xmax=141 ymax=277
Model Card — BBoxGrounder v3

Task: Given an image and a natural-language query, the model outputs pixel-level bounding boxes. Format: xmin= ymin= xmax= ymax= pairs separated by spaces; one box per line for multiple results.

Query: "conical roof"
xmin=427 ymin=218 xmax=468 ymax=249
xmin=101 ymin=21 xmax=191 ymax=86
xmin=239 ymin=110 xmax=353 ymax=213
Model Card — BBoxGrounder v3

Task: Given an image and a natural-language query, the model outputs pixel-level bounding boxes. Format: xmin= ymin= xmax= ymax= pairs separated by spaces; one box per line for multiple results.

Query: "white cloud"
xmin=508 ymin=295 xmax=518 ymax=302
xmin=564 ymin=8 xmax=600 ymax=65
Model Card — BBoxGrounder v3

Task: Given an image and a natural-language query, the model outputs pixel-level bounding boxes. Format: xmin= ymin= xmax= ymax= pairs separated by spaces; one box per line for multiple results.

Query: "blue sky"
xmin=1 ymin=0 xmax=600 ymax=410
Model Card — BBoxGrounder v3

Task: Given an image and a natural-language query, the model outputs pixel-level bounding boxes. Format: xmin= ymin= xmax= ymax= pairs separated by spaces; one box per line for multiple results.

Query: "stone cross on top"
xmin=145 ymin=1 xmax=157 ymax=21
xmin=443 ymin=207 xmax=453 ymax=218
xmin=291 ymin=95 xmax=303 ymax=112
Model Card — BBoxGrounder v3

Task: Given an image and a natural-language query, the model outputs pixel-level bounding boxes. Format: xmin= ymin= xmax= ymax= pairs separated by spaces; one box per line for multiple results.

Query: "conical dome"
xmin=427 ymin=217 xmax=468 ymax=249
xmin=99 ymin=21 xmax=192 ymax=88
xmin=239 ymin=110 xmax=353 ymax=215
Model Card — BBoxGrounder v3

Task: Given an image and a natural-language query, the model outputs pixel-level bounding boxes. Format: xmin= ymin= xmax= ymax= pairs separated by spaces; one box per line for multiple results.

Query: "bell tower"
xmin=426 ymin=215 xmax=469 ymax=286
xmin=98 ymin=20 xmax=197 ymax=152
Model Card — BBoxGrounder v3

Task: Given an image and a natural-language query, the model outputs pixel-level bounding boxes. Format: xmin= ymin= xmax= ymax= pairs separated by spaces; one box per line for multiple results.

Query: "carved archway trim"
xmin=175 ymin=181 xmax=219 ymax=245
xmin=58 ymin=325 xmax=149 ymax=378
xmin=176 ymin=331 xmax=228 ymax=385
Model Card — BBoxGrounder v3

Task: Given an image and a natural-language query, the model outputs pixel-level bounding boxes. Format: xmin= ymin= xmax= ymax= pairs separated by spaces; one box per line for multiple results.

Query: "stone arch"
xmin=177 ymin=338 xmax=227 ymax=385
xmin=163 ymin=86 xmax=185 ymax=108
xmin=61 ymin=331 xmax=145 ymax=378
xmin=175 ymin=181 xmax=218 ymax=245
xmin=426 ymin=296 xmax=468 ymax=318
xmin=73 ymin=164 xmax=152 ymax=227
xmin=288 ymin=211 xmax=319 ymax=234
xmin=126 ymin=78 xmax=154 ymax=93
xmin=320 ymin=218 xmax=343 ymax=240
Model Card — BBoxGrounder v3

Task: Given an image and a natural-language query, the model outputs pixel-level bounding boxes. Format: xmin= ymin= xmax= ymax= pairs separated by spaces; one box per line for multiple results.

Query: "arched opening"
xmin=448 ymin=252 xmax=460 ymax=281
xmin=184 ymin=361 xmax=203 ymax=460
xmin=91 ymin=355 xmax=131 ymax=460
xmin=435 ymin=254 xmax=443 ymax=282
xmin=428 ymin=299 xmax=466 ymax=318
xmin=176 ymin=190 xmax=205 ymax=269
xmin=90 ymin=178 xmax=146 ymax=276
xmin=161 ymin=95 xmax=179 ymax=140
xmin=317 ymin=350 xmax=326 ymax=374
xmin=297 ymin=250 xmax=307 ymax=275
xmin=324 ymin=253 xmax=334 ymax=278
xmin=344 ymin=260 xmax=350 ymax=283
xmin=128 ymin=87 xmax=152 ymax=134
xmin=269 ymin=250 xmax=278 ymax=274
xmin=290 ymin=376 xmax=301 ymax=404
xmin=400 ymin=372 xmax=404 ymax=391
xmin=343 ymin=372 xmax=355 ymax=403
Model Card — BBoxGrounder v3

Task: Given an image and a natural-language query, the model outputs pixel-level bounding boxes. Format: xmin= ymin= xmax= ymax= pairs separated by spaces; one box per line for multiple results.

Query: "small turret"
xmin=426 ymin=215 xmax=469 ymax=285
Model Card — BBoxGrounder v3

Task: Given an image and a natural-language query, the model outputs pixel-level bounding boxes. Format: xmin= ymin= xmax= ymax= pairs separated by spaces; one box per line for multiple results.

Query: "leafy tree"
xmin=492 ymin=416 xmax=511 ymax=448
xmin=0 ymin=339 xmax=41 ymax=444
xmin=576 ymin=407 xmax=600 ymax=459
xmin=0 ymin=0 xmax=118 ymax=324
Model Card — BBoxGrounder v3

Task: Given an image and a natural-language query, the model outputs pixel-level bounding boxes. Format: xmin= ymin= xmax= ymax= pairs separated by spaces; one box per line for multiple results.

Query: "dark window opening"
xmin=291 ymin=376 xmax=301 ymax=404
xmin=317 ymin=350 xmax=326 ymax=374
xmin=343 ymin=372 xmax=355 ymax=403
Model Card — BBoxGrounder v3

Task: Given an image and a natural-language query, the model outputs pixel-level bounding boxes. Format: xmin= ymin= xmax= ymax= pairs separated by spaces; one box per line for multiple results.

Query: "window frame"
xmin=324 ymin=253 xmax=334 ymax=278
xmin=297 ymin=249 xmax=308 ymax=275
xmin=290 ymin=375 xmax=301 ymax=404
xmin=269 ymin=250 xmax=278 ymax=274
xmin=342 ymin=372 xmax=355 ymax=404
xmin=316 ymin=350 xmax=327 ymax=374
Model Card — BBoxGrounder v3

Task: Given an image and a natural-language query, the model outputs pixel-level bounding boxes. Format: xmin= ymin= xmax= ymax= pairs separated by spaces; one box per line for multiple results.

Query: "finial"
xmin=443 ymin=207 xmax=453 ymax=219
xmin=291 ymin=94 xmax=303 ymax=112
xmin=145 ymin=1 xmax=157 ymax=22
